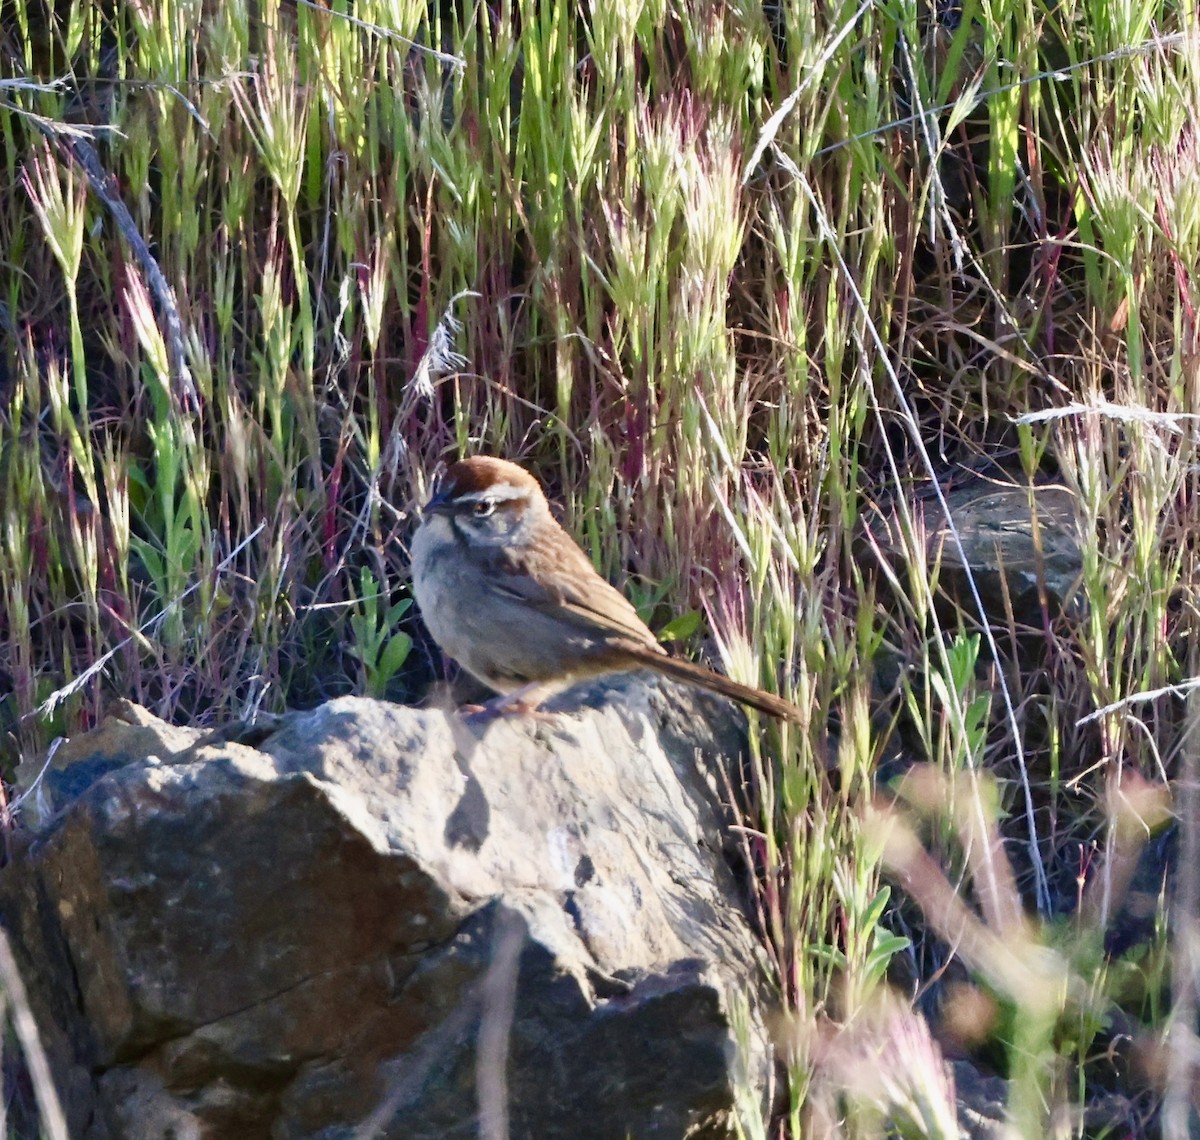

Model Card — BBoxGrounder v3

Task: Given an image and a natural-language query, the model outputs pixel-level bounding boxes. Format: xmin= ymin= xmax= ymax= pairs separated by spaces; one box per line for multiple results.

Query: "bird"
xmin=408 ymin=456 xmax=803 ymax=722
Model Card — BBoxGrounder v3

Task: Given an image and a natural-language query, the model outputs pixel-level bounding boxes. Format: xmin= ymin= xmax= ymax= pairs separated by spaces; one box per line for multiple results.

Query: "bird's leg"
xmin=468 ymin=680 xmax=560 ymax=721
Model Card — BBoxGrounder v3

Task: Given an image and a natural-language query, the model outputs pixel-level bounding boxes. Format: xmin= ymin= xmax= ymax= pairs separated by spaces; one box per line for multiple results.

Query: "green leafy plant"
xmin=348 ymin=569 xmax=413 ymax=699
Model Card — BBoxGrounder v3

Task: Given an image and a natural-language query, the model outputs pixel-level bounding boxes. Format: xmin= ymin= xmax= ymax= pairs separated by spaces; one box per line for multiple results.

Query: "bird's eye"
xmin=473 ymin=500 xmax=495 ymax=517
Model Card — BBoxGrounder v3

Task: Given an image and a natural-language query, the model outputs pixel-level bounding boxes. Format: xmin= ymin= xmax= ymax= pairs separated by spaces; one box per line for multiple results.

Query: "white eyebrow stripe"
xmin=457 ymin=482 xmax=526 ymax=500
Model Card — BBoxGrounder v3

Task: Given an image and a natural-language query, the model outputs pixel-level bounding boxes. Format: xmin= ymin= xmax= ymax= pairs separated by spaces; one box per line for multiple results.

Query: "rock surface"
xmin=1 ymin=681 xmax=771 ymax=1139
xmin=869 ymin=480 xmax=1083 ymax=622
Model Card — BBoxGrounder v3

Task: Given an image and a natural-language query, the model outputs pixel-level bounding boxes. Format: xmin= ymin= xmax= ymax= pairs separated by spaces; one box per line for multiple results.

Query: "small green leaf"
xmin=658 ymin=610 xmax=703 ymax=643
xmin=379 ymin=632 xmax=413 ymax=679
xmin=387 ymin=598 xmax=413 ymax=625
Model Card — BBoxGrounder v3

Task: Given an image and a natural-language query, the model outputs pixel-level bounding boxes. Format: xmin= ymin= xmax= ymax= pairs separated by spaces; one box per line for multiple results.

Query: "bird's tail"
xmin=619 ymin=644 xmax=803 ymax=723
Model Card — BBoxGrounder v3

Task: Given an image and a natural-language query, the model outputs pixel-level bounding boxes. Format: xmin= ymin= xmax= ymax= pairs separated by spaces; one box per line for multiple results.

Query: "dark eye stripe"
xmin=454 ymin=495 xmax=523 ymax=516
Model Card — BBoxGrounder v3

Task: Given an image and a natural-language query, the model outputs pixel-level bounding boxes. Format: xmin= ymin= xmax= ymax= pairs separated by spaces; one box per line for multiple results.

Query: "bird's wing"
xmin=482 ymin=540 xmax=662 ymax=651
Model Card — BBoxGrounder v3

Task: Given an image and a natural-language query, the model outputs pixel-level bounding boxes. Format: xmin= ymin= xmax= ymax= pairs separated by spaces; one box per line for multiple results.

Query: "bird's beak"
xmin=422 ymin=473 xmax=456 ymax=516
xmin=422 ymin=489 xmax=453 ymax=516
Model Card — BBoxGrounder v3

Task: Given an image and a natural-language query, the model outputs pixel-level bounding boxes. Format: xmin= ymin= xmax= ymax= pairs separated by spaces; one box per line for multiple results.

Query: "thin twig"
xmin=0 ymin=930 xmax=69 ymax=1140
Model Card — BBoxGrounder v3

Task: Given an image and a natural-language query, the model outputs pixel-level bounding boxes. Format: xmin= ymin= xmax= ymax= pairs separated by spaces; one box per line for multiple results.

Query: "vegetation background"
xmin=1 ymin=0 xmax=1197 ymax=1134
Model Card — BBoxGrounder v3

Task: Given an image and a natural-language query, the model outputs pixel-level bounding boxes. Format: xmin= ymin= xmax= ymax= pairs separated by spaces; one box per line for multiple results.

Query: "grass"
xmin=0 ymin=0 xmax=1197 ymax=1134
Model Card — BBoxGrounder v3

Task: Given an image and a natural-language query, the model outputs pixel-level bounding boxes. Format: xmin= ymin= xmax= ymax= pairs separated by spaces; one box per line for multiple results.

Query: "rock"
xmin=0 ymin=681 xmax=771 ymax=1139
xmin=12 ymin=698 xmax=204 ymax=830
xmin=951 ymin=1059 xmax=1010 ymax=1139
xmin=868 ymin=481 xmax=1084 ymax=623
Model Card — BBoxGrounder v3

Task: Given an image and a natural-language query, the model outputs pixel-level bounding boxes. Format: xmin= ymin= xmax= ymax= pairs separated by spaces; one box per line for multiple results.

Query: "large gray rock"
xmin=869 ymin=481 xmax=1084 ymax=622
xmin=1 ymin=682 xmax=771 ymax=1139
